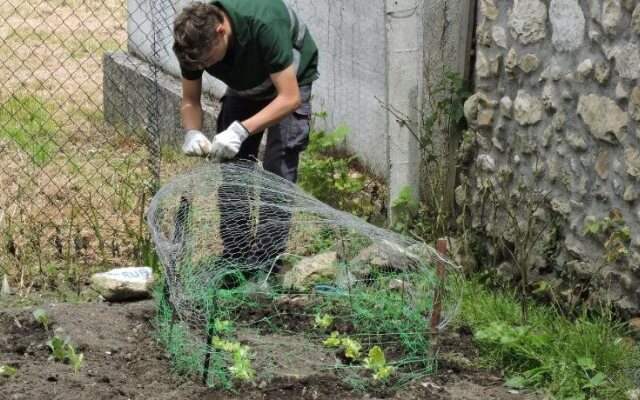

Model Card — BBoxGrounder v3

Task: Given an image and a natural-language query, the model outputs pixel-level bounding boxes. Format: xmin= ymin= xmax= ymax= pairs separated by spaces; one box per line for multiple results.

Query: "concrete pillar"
xmin=385 ymin=0 xmax=423 ymax=218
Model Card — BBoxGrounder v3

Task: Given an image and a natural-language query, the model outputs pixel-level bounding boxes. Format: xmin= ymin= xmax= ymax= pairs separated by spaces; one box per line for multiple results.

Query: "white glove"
xmin=211 ymin=121 xmax=249 ymax=159
xmin=182 ymin=129 xmax=212 ymax=157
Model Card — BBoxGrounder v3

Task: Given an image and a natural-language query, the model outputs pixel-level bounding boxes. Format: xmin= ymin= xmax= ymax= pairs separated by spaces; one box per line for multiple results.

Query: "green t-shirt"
xmin=180 ymin=0 xmax=319 ymax=99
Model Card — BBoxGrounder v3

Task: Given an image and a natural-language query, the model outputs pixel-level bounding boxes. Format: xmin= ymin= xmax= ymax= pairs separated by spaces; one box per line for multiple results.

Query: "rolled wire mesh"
xmin=148 ymin=161 xmax=462 ymax=389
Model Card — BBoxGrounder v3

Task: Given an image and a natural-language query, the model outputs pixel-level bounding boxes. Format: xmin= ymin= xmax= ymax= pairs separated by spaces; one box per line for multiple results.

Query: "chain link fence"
xmin=0 ymin=0 xmax=181 ymax=293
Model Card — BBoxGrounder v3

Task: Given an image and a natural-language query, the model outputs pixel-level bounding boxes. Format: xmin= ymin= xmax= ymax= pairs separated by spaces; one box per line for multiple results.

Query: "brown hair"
xmin=173 ymin=2 xmax=224 ymax=70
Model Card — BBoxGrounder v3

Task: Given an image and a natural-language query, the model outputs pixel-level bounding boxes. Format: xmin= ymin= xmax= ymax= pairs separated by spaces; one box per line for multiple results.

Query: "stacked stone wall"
xmin=462 ymin=0 xmax=640 ymax=317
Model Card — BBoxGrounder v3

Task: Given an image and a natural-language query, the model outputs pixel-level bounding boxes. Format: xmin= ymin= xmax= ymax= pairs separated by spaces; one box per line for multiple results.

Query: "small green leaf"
xmin=583 ymin=372 xmax=607 ymax=389
xmin=577 ymin=357 xmax=596 ymax=371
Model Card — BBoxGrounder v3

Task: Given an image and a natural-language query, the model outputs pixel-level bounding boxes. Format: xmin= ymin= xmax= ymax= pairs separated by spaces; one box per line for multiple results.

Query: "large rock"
xmin=603 ymin=0 xmax=623 ymax=36
xmin=90 ymin=267 xmax=154 ymax=301
xmin=612 ymin=43 xmax=640 ymax=79
xmin=549 ymin=0 xmax=585 ymax=52
xmin=350 ymin=244 xmax=392 ymax=278
xmin=625 ymin=147 xmax=640 ymax=179
xmin=577 ymin=94 xmax=629 ymax=143
xmin=514 ymin=90 xmax=543 ymax=125
xmin=508 ymin=0 xmax=547 ymax=45
xmin=283 ymin=252 xmax=337 ymax=292
xmin=481 ymin=0 xmax=499 ymax=20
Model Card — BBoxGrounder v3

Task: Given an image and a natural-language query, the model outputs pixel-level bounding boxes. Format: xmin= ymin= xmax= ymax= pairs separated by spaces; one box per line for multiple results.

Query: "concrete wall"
xmin=462 ymin=0 xmax=640 ymax=317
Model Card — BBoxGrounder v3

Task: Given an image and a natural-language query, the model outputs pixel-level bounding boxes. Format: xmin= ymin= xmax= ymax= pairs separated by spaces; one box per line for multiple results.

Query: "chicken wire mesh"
xmin=0 ymin=0 xmax=179 ymax=290
xmin=148 ymin=162 xmax=462 ymax=389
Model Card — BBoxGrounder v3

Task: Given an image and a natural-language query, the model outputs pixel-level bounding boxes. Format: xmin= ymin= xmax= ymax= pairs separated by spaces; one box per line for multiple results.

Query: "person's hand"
xmin=211 ymin=121 xmax=249 ymax=159
xmin=182 ymin=129 xmax=212 ymax=157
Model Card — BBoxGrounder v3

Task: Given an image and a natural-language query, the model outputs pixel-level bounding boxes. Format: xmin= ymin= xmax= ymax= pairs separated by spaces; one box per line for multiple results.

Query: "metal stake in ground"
xmin=429 ymin=239 xmax=447 ymax=362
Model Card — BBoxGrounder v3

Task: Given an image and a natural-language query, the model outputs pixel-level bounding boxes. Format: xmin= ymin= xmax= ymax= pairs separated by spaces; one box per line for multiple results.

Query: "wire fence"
xmin=0 ymin=0 xmax=177 ymax=293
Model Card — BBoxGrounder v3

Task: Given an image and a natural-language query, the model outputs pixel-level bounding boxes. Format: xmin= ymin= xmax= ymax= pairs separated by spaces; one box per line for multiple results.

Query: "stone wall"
xmin=462 ymin=0 xmax=640 ymax=317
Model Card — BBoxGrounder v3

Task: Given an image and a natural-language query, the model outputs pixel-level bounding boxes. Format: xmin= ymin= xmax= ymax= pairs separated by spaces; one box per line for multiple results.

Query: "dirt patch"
xmin=0 ymin=298 xmax=540 ymax=399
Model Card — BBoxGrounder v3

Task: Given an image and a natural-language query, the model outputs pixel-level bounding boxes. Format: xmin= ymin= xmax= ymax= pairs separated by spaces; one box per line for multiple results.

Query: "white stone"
xmin=576 ymin=59 xmax=594 ymax=80
xmin=519 ymin=54 xmax=540 ymax=74
xmin=568 ymin=132 xmax=588 ymax=151
xmin=90 ymin=267 xmax=154 ymax=302
xmin=577 ymin=94 xmax=629 ymax=143
xmin=603 ymin=0 xmax=623 ymax=37
xmin=625 ymin=147 xmax=640 ymax=179
xmin=481 ymin=0 xmax=499 ymax=20
xmin=508 ymin=0 xmax=547 ymax=45
xmin=542 ymin=83 xmax=561 ymax=110
xmin=478 ymin=154 xmax=496 ymax=172
xmin=476 ymin=50 xmax=491 ymax=78
xmin=513 ymin=90 xmax=543 ymax=125
xmin=612 ymin=43 xmax=640 ymax=79
xmin=616 ymin=82 xmax=629 ymax=99
xmin=505 ymin=47 xmax=518 ymax=72
xmin=550 ymin=0 xmax=585 ymax=52
xmin=492 ymin=26 xmax=508 ymax=49
xmin=500 ymin=96 xmax=513 ymax=118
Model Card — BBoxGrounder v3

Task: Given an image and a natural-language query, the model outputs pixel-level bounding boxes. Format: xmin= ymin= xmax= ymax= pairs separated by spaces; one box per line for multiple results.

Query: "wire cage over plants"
xmin=147 ymin=162 xmax=461 ymax=390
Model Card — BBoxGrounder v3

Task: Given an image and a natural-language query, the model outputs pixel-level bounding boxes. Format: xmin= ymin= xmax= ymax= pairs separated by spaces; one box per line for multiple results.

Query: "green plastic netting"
xmin=147 ymin=162 xmax=461 ymax=389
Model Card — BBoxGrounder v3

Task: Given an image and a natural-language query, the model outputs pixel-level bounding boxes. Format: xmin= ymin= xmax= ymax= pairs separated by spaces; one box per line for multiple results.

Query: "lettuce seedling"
xmin=341 ymin=337 xmax=362 ymax=360
xmin=229 ymin=345 xmax=254 ymax=381
xmin=363 ymin=346 xmax=394 ymax=380
xmin=314 ymin=313 xmax=334 ymax=329
xmin=212 ymin=336 xmax=254 ymax=381
xmin=66 ymin=345 xmax=84 ymax=374
xmin=33 ymin=309 xmax=51 ymax=330
xmin=47 ymin=335 xmax=70 ymax=362
xmin=323 ymin=331 xmax=341 ymax=348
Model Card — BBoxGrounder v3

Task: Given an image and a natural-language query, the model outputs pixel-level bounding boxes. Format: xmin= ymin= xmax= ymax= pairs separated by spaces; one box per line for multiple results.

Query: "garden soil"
xmin=0 ymin=298 xmax=540 ymax=399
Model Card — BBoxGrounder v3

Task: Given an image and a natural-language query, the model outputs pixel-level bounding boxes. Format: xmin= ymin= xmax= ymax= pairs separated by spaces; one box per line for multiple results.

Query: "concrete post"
xmin=385 ymin=0 xmax=423 ymax=221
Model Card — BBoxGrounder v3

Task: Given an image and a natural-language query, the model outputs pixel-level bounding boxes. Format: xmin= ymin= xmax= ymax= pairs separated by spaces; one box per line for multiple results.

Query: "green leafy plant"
xmin=341 ymin=337 xmax=362 ymax=361
xmin=47 ymin=335 xmax=70 ymax=362
xmin=33 ymin=309 xmax=51 ymax=330
xmin=363 ymin=346 xmax=395 ymax=380
xmin=229 ymin=345 xmax=254 ymax=381
xmin=314 ymin=313 xmax=334 ymax=330
xmin=212 ymin=336 xmax=254 ymax=381
xmin=298 ymin=117 xmax=373 ymax=217
xmin=66 ymin=344 xmax=84 ymax=374
xmin=323 ymin=331 xmax=341 ymax=347
xmin=0 ymin=365 xmax=18 ymax=377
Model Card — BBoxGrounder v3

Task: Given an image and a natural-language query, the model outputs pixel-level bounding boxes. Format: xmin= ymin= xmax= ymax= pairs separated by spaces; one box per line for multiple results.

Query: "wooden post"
xmin=429 ymin=239 xmax=448 ymax=362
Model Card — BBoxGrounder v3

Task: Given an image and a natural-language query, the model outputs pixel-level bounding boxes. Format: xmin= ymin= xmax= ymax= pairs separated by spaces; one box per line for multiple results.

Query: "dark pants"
xmin=217 ymin=85 xmax=312 ymax=267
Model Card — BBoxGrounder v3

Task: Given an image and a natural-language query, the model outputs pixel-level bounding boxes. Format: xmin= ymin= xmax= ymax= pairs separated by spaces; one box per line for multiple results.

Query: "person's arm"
xmin=241 ymin=65 xmax=301 ymax=134
xmin=210 ymin=65 xmax=302 ymax=159
xmin=180 ymin=77 xmax=212 ymax=156
xmin=181 ymin=77 xmax=204 ymax=130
